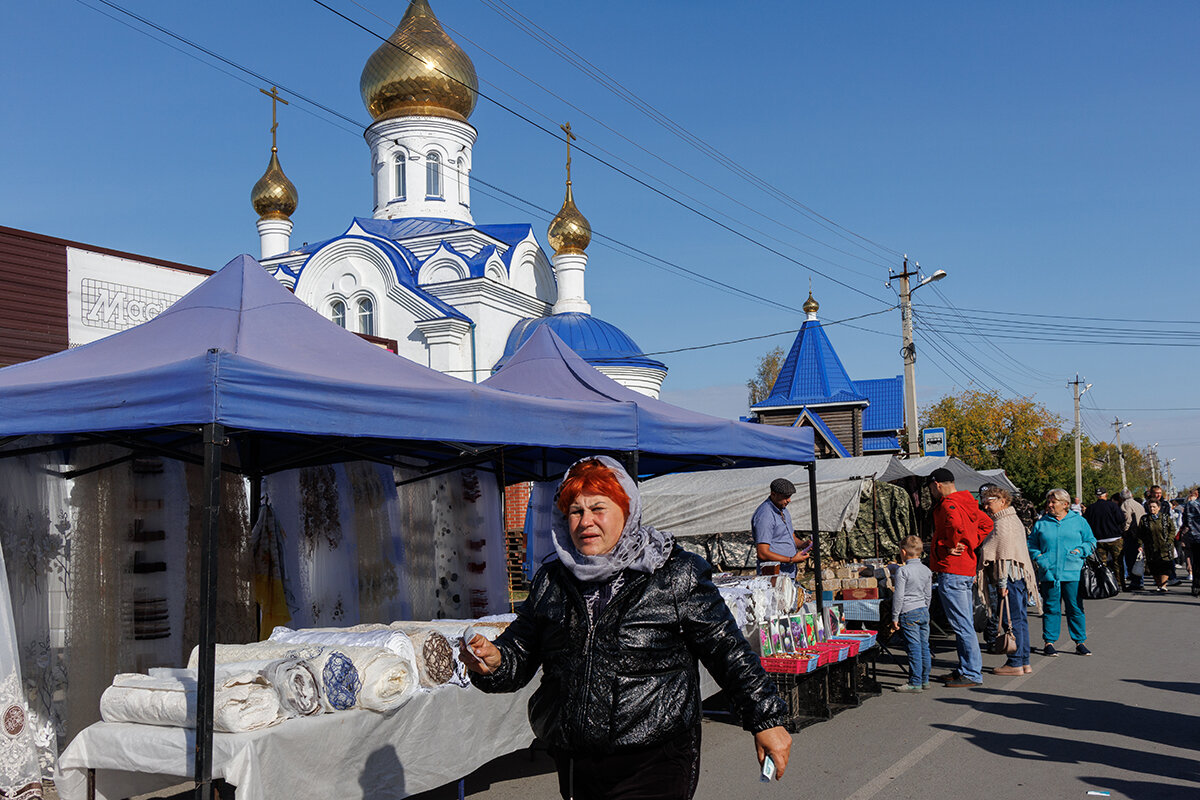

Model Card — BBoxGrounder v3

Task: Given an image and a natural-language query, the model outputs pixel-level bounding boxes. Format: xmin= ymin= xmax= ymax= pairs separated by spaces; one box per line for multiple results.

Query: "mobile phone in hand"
xmin=760 ymin=755 xmax=776 ymax=783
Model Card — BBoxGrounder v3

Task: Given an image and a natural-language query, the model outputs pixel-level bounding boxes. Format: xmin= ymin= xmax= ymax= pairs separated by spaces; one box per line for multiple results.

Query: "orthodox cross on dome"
xmin=560 ymin=121 xmax=576 ymax=184
xmin=259 ymin=86 xmax=289 ymax=151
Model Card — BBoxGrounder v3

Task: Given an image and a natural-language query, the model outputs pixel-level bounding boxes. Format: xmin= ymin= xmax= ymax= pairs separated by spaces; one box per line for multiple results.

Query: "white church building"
xmin=250 ymin=0 xmax=667 ymax=396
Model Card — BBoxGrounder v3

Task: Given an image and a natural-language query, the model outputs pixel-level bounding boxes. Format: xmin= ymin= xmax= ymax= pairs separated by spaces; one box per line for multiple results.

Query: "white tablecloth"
xmin=56 ymin=677 xmax=541 ymax=800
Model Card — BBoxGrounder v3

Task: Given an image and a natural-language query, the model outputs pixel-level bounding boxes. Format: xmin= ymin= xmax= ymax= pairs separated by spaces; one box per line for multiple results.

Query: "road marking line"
xmin=843 ymin=674 xmax=1033 ymax=800
xmin=1105 ymin=601 xmax=1129 ymax=619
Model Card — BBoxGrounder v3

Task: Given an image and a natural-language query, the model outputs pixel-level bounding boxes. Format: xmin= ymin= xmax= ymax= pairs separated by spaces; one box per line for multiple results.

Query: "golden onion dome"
xmin=803 ymin=291 xmax=819 ymax=314
xmin=251 ymin=147 xmax=299 ymax=220
xmin=360 ymin=0 xmax=478 ymax=123
xmin=547 ymin=182 xmax=591 ymax=255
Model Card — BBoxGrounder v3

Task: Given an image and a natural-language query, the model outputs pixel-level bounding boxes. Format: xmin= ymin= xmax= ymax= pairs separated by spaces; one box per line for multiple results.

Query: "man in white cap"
xmin=753 ymin=478 xmax=810 ymax=576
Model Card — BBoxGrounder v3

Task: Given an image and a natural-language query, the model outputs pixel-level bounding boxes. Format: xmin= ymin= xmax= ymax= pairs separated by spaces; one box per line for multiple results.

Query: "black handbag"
xmin=987 ymin=595 xmax=1017 ymax=655
xmin=1082 ymin=554 xmax=1120 ymax=599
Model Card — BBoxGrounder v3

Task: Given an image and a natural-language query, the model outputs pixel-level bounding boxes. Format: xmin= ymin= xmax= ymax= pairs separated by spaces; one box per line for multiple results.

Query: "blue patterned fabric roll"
xmin=321 ymin=651 xmax=361 ymax=710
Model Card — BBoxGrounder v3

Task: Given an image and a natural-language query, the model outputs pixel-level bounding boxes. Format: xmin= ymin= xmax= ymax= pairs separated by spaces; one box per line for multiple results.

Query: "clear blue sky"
xmin=3 ymin=1 xmax=1198 ymax=486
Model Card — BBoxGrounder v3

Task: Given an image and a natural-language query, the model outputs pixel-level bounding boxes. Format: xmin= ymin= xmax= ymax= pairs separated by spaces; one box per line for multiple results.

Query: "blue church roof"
xmin=794 ymin=407 xmax=851 ymax=458
xmin=494 ymin=313 xmax=667 ymax=371
xmin=853 ymin=375 xmax=904 ymax=432
xmin=862 ymin=434 xmax=901 ymax=452
xmin=752 ymin=319 xmax=867 ymax=409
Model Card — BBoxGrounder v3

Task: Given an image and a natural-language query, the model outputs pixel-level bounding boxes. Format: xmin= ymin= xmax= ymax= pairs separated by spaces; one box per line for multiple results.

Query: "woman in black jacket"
xmin=463 ymin=456 xmax=792 ymax=800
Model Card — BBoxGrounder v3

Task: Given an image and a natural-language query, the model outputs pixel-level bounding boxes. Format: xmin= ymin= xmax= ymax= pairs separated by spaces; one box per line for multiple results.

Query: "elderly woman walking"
xmin=463 ymin=456 xmax=792 ymax=800
xmin=1139 ymin=499 xmax=1176 ymax=593
xmin=1027 ymin=488 xmax=1098 ymax=657
xmin=978 ymin=486 xmax=1042 ymax=675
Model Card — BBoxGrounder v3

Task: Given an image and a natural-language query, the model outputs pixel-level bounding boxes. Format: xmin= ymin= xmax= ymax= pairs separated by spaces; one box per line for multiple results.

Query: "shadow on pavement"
xmin=937 ymin=689 xmax=1200 ymax=754
xmin=934 ymin=725 xmax=1200 ymax=788
xmin=1120 ymin=679 xmax=1200 ymax=696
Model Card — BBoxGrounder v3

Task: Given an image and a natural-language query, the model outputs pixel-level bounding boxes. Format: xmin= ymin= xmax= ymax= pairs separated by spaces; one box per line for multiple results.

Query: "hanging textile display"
xmin=0 ymin=460 xmax=50 ymax=799
xmin=250 ymin=500 xmax=293 ymax=636
xmin=347 ymin=462 xmax=402 ymax=623
xmin=0 ymin=452 xmax=67 ymax=779
xmin=183 ymin=465 xmax=254 ymax=655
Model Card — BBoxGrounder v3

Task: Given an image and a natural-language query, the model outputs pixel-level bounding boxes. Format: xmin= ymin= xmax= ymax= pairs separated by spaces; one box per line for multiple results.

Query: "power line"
xmin=345 ymin=0 xmax=892 ymax=280
xmin=473 ymin=0 xmax=903 ymax=264
xmin=307 ymin=0 xmax=894 ymax=307
xmin=73 ymin=0 xmax=844 ymax=321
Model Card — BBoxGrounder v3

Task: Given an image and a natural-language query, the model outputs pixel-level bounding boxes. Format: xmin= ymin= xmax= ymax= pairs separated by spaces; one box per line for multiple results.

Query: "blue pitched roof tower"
xmin=752 ymin=292 xmax=903 ymax=457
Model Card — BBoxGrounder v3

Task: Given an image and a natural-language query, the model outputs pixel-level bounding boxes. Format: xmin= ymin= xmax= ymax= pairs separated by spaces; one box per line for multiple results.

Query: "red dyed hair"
xmin=556 ymin=459 xmax=631 ymax=518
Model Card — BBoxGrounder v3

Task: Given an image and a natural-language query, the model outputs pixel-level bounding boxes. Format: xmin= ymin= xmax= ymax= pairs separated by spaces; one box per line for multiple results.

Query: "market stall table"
xmin=57 ymin=677 xmax=541 ymax=800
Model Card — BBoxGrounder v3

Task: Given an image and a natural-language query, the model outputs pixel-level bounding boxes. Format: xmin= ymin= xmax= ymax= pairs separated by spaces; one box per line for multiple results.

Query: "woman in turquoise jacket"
xmin=1027 ymin=488 xmax=1098 ymax=657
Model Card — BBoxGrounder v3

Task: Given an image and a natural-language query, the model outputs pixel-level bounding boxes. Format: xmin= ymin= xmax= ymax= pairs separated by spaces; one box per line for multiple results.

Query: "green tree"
xmin=920 ymin=389 xmax=1069 ymax=499
xmin=747 ymin=346 xmax=785 ymax=406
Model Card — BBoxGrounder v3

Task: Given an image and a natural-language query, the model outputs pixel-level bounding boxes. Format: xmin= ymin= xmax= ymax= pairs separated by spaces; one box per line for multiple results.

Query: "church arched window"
xmin=330 ymin=299 xmax=346 ymax=328
xmin=426 ymin=152 xmax=442 ymax=199
xmin=457 ymin=157 xmax=467 ymax=206
xmin=357 ymin=296 xmax=375 ymax=336
xmin=394 ymin=153 xmax=406 ymax=200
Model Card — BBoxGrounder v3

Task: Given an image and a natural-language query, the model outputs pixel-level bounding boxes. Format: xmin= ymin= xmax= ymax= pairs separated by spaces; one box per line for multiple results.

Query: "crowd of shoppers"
xmin=893 ymin=474 xmax=1199 ymax=695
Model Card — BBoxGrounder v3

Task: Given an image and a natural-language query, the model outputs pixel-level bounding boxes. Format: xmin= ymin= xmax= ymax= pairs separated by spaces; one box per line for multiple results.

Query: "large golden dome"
xmin=547 ymin=182 xmax=591 ymax=255
xmin=360 ymin=0 xmax=478 ymax=123
xmin=251 ymin=148 xmax=299 ymax=220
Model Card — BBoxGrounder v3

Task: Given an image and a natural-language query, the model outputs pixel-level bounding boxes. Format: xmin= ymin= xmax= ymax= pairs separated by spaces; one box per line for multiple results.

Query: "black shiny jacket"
xmin=470 ymin=545 xmax=788 ymax=753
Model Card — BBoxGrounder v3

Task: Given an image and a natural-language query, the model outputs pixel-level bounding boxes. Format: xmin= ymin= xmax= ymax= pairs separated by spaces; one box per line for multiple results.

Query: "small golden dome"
xmin=547 ymin=182 xmax=591 ymax=255
xmin=803 ymin=291 xmax=819 ymax=314
xmin=360 ymin=0 xmax=478 ymax=123
xmin=251 ymin=147 xmax=299 ymax=220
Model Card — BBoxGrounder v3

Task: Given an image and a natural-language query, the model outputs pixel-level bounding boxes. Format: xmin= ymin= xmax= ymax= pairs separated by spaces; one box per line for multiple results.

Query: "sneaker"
xmin=1075 ymin=643 xmax=1092 ymax=656
xmin=921 ymin=682 xmax=931 ymax=689
xmin=992 ymin=665 xmax=1024 ymax=676
xmin=944 ymin=679 xmax=984 ymax=688
xmin=1157 ymin=586 xmax=1168 ymax=593
xmin=894 ymin=683 xmax=923 ymax=693
xmin=1043 ymin=644 xmax=1058 ymax=657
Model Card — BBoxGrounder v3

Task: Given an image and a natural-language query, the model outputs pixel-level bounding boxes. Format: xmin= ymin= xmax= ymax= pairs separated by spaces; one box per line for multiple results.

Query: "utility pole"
xmin=890 ymin=257 xmax=946 ymax=458
xmin=1113 ymin=417 xmax=1131 ymax=492
xmin=1068 ymin=376 xmax=1091 ymax=502
xmin=1148 ymin=443 xmax=1159 ymax=487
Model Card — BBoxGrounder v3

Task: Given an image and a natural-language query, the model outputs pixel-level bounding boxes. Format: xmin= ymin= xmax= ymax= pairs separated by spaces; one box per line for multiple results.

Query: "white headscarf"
xmin=550 ymin=455 xmax=673 ymax=583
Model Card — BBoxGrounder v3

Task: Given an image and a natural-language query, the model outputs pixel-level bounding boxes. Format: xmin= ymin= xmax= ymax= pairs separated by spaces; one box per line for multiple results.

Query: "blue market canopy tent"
xmin=482 ymin=325 xmax=815 ymax=473
xmin=0 ymin=254 xmax=639 ymax=480
xmin=0 ymin=255 xmax=818 ymax=797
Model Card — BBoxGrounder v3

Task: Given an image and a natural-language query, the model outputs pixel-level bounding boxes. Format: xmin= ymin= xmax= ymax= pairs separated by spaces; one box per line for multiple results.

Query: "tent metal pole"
xmin=623 ymin=451 xmax=639 ymax=483
xmin=194 ymin=423 xmax=224 ymax=800
xmin=807 ymin=461 xmax=824 ymax=617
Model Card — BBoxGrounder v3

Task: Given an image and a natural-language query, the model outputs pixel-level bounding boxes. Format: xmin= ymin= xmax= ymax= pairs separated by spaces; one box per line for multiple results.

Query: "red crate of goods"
xmin=761 ymin=651 xmax=820 ymax=674
xmin=808 ymin=642 xmax=843 ymax=666
xmin=829 ymin=637 xmax=861 ymax=657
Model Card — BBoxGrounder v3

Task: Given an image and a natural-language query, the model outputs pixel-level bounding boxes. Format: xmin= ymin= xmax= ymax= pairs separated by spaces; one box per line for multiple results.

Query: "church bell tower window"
xmin=357 ymin=296 xmax=375 ymax=336
xmin=394 ymin=153 xmax=406 ymax=200
xmin=426 ymin=152 xmax=442 ymax=199
xmin=330 ymin=299 xmax=346 ymax=328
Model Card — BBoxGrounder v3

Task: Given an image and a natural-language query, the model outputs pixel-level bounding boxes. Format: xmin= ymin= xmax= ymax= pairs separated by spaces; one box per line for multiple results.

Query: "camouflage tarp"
xmin=824 ymin=479 xmax=915 ymax=562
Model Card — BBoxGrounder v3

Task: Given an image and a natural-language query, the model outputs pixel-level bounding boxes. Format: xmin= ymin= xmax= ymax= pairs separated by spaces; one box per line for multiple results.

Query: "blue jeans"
xmin=1002 ymin=579 xmax=1031 ymax=668
xmin=1041 ymin=580 xmax=1086 ymax=645
xmin=937 ymin=573 xmax=983 ymax=683
xmin=898 ymin=607 xmax=931 ymax=686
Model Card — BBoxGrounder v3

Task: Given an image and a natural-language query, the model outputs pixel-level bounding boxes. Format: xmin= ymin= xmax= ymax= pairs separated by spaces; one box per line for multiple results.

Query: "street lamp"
xmin=1113 ymin=419 xmax=1132 ymax=491
xmin=891 ymin=258 xmax=947 ymax=457
xmin=1070 ymin=377 xmax=1092 ymax=502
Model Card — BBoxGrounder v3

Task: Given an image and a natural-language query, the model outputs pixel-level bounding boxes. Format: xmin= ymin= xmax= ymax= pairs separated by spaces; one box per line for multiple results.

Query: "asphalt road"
xmin=410 ymin=587 xmax=1198 ymax=800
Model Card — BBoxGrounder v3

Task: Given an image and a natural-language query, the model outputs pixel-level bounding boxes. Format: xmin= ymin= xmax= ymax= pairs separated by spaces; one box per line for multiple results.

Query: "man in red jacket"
xmin=927 ymin=468 xmax=993 ymax=687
